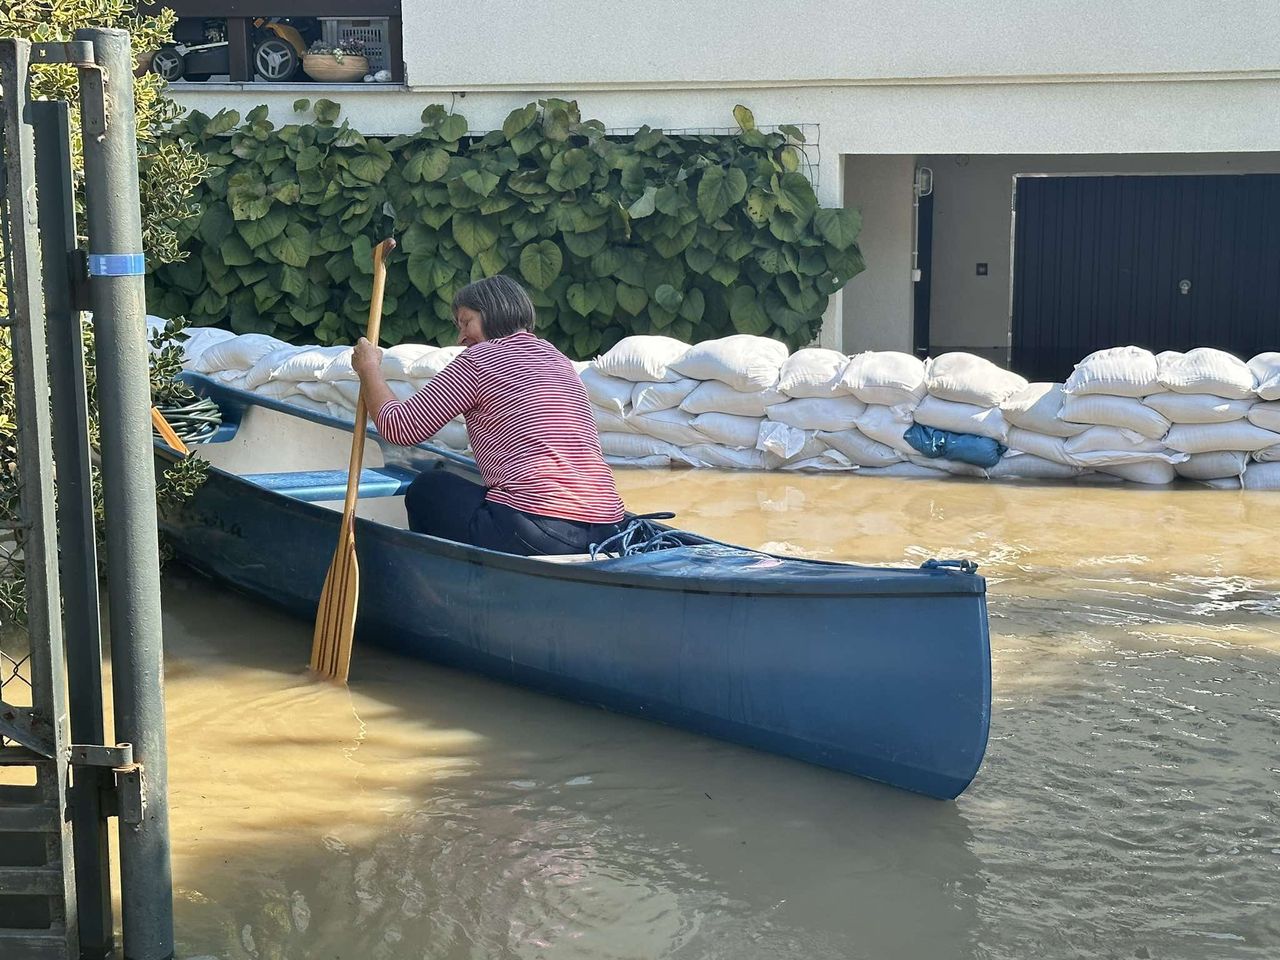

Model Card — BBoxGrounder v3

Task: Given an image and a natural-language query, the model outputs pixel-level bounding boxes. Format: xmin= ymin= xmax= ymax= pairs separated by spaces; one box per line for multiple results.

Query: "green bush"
xmin=148 ymin=99 xmax=864 ymax=357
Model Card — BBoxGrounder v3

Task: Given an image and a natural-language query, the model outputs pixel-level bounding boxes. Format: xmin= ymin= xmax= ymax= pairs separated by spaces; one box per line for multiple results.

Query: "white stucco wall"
xmin=839 ymin=156 xmax=915 ymax=354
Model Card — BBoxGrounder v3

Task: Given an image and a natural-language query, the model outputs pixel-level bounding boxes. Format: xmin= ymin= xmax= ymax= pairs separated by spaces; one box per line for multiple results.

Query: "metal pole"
xmin=33 ymin=98 xmax=115 ymax=960
xmin=74 ymin=27 xmax=174 ymax=960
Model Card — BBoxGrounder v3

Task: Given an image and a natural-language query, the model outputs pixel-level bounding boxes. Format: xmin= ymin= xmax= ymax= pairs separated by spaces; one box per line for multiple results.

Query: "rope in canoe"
xmin=153 ymin=395 xmax=222 ymax=444
xmin=589 ymin=513 xmax=684 ymax=560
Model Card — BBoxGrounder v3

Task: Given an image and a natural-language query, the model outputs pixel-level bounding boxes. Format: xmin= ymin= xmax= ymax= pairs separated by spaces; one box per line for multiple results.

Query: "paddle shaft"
xmin=341 ymin=248 xmax=391 ymax=519
xmin=151 ymin=406 xmax=189 ymax=456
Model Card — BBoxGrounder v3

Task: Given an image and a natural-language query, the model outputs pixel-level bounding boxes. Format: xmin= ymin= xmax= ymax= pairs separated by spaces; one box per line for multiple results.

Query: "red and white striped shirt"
xmin=374 ymin=331 xmax=625 ymax=523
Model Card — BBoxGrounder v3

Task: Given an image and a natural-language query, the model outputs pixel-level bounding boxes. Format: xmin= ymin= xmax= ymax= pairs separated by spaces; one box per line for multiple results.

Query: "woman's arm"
xmin=352 ymin=337 xmax=397 ymax=418
xmin=353 ymin=337 xmax=478 ymax=446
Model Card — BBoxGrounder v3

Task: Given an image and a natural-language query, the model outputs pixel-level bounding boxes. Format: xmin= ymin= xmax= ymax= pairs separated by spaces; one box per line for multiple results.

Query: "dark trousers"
xmin=403 ymin=469 xmax=623 ymax=556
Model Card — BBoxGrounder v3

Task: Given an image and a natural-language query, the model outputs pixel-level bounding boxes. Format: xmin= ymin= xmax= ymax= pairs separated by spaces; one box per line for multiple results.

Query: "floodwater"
xmin=154 ymin=473 xmax=1280 ymax=960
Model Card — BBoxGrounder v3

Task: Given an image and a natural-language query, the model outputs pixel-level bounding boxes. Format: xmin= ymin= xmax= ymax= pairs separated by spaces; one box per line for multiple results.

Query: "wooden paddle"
xmin=310 ymin=237 xmax=396 ymax=682
xmin=151 ymin=406 xmax=190 ymax=455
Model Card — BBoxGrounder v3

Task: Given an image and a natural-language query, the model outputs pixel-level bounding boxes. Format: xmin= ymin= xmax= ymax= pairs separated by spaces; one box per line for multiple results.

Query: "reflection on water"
xmin=162 ymin=473 xmax=1280 ymax=959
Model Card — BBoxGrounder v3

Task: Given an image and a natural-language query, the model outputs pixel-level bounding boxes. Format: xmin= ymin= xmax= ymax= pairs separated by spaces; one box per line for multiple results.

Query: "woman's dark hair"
xmin=452 ymin=275 xmax=536 ymax=339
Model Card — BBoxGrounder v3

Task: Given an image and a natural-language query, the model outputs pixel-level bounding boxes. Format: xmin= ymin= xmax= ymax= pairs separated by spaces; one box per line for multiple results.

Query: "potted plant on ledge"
xmin=302 ymin=37 xmax=368 ymax=83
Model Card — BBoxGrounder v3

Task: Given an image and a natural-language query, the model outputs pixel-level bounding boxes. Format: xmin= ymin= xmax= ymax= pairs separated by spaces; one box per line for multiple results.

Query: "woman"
xmin=352 ymin=275 xmax=626 ymax=556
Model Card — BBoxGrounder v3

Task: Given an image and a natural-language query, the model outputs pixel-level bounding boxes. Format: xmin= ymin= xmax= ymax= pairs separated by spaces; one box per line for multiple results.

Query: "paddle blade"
xmin=310 ymin=522 xmax=359 ymax=683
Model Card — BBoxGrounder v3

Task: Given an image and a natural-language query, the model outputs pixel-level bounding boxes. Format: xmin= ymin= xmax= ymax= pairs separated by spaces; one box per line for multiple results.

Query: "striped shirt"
xmin=374 ymin=331 xmax=625 ymax=523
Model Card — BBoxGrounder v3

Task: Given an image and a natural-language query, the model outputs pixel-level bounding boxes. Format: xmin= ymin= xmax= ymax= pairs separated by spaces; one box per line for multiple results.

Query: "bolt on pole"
xmin=74 ymin=27 xmax=175 ymax=960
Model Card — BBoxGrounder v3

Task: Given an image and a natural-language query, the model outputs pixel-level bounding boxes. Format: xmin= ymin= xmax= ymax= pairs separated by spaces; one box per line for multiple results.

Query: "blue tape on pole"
xmin=87 ymin=253 xmax=146 ymax=277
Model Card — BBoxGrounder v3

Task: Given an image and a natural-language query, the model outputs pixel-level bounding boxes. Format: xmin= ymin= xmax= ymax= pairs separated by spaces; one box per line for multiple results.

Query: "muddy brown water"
xmin=144 ymin=474 xmax=1280 ymax=958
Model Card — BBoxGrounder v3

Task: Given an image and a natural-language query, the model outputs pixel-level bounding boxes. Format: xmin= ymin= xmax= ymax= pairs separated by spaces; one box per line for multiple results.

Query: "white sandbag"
xmin=780 ymin=450 xmax=857 ymax=472
xmin=1253 ymin=444 xmax=1280 ymax=463
xmin=1174 ymin=452 xmax=1249 ymax=480
xmin=668 ymin=334 xmax=788 ymax=392
xmin=579 ymin=367 xmax=634 ymax=415
xmin=840 ymin=351 xmax=927 ymax=407
xmin=912 ymin=396 xmax=1009 ymax=443
xmin=765 ymin=396 xmax=867 ymax=432
xmin=679 ymin=381 xmax=785 ymax=417
xmin=294 ymin=381 xmax=344 ymax=405
xmin=690 ymin=412 xmax=762 ymax=449
xmin=594 ymin=335 xmax=690 ymax=382
xmin=1199 ymin=476 xmax=1243 ymax=490
xmin=907 ymin=454 xmax=989 ymax=479
xmin=1246 ymin=401 xmax=1280 ymax=432
xmin=855 ymin=404 xmax=916 ymax=453
xmin=755 ymin=420 xmax=808 ymax=460
xmin=1249 ymin=352 xmax=1280 ymax=401
xmin=1242 ymin=461 xmax=1280 ymax=490
xmin=606 ymin=454 xmax=672 ymax=469
xmin=242 ymin=346 xmax=303 ymax=390
xmin=1142 ymin=392 xmax=1255 ymax=424
xmin=403 ymin=344 xmax=465 ymax=379
xmin=1065 ymin=426 xmax=1169 ymax=456
xmin=1063 ymin=346 xmax=1159 ymax=398
xmin=1005 ymin=428 xmax=1074 ymax=465
xmin=816 ymin=429 xmax=905 ymax=467
xmin=1097 ymin=460 xmax=1178 ymax=485
xmin=776 ymin=348 xmax=851 ymax=398
xmin=179 ymin=326 xmax=236 ymax=366
xmin=1000 ymin=383 xmax=1088 ymax=438
xmin=631 ymin=378 xmax=698 ymax=415
xmin=599 ymin=433 xmax=681 ymax=459
xmin=924 ymin=352 xmax=1027 ymax=407
xmin=1059 ymin=394 xmax=1171 ymax=440
xmin=629 ymin=408 xmax=705 ymax=446
xmin=858 ymin=462 xmax=949 ymax=479
xmin=1164 ymin=421 xmax=1280 ymax=454
xmin=331 ymin=379 xmax=416 ymax=407
xmin=281 ymin=395 xmax=332 ymax=416
xmin=591 ymin=406 xmax=636 ymax=434
xmin=987 ymin=454 xmax=1085 ymax=480
xmin=380 ymin=344 xmax=442 ymax=381
xmin=249 ymin=380 xmax=300 ymax=400
xmin=256 ymin=345 xmax=348 ymax=386
xmin=1156 ymin=348 xmax=1255 ymax=399
xmin=206 ymin=370 xmax=248 ymax=387
xmin=191 ymin=333 xmax=289 ymax=374
xmin=677 ymin=443 xmax=773 ymax=471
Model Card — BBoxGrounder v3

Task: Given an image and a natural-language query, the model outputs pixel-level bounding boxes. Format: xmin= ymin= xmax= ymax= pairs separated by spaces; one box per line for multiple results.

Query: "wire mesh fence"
xmin=606 ymin=122 xmax=823 ymax=189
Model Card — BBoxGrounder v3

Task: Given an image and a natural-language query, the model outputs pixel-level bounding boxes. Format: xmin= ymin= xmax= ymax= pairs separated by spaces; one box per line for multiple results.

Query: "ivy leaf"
xmin=591 ymin=247 xmax=624 ymax=277
xmin=520 ymin=240 xmax=563 ymax=290
xmin=503 ymin=103 xmax=539 ymax=140
xmin=236 ymin=205 xmax=288 ymax=247
xmin=729 ymin=285 xmax=770 ymax=335
xmin=655 ymin=185 xmax=688 ymax=217
xmin=510 ymin=126 xmax=542 ymax=156
xmin=648 ymin=304 xmax=677 ymax=329
xmin=744 ymin=188 xmax=776 ymax=227
xmin=616 ymin=283 xmax=648 ymax=316
xmin=346 ymin=151 xmax=393 ymax=184
xmin=292 ymin=98 xmax=310 ymax=113
xmin=271 ymin=181 xmax=301 ymax=205
xmin=452 ymin=213 xmax=500 ymax=257
xmin=679 ymin=287 xmax=706 ymax=323
xmin=708 ymin=260 xmax=740 ymax=286
xmin=546 ymin=148 xmax=593 ymax=191
xmin=461 ymin=168 xmax=501 ymax=198
xmin=438 ymin=113 xmax=469 ymax=142
xmin=314 ymin=98 xmax=341 ymax=126
xmin=511 ymin=218 xmax=540 ymax=244
xmin=627 ymin=185 xmax=658 ymax=219
xmin=198 ymin=203 xmax=235 ymax=246
xmin=404 ymin=147 xmax=450 ymax=183
xmin=477 ymin=244 xmax=509 ymax=276
xmin=768 ymin=211 xmax=803 ymax=243
xmin=755 ymin=248 xmax=782 ymax=275
xmin=268 ymin=223 xmax=314 ymax=268
xmin=780 ymin=146 xmax=802 ymax=173
xmin=562 ymin=226 xmax=607 ymax=259
xmin=567 ymin=281 xmax=602 ymax=317
xmin=697 ymin=166 xmax=748 ymax=222
xmin=651 ymin=220 xmax=697 ymax=258
xmin=351 ymin=236 xmax=374 ymax=275
xmin=654 ymin=284 xmax=684 ymax=312
xmin=205 ymin=110 xmax=242 ymax=136
xmin=813 ymin=207 xmax=863 ymax=250
xmin=733 ymin=104 xmax=756 ymax=132
xmin=278 ymin=264 xmax=308 ymax=297
xmin=799 ymin=246 xmax=829 ymax=276
xmin=779 ymin=123 xmax=806 ymax=143
xmin=684 ymin=244 xmax=716 ymax=274
xmin=774 ymin=172 xmax=817 ymax=221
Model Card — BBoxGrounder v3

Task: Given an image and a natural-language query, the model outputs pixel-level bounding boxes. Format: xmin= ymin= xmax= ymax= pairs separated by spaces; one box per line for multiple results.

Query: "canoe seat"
xmin=242 ymin=465 xmax=417 ymax=502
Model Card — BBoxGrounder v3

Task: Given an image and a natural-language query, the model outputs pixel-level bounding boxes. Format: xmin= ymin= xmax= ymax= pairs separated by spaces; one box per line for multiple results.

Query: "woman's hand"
xmin=353 ymin=337 xmax=383 ymax=377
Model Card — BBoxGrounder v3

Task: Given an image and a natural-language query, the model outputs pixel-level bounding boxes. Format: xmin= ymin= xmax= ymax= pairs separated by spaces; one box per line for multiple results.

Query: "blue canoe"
xmin=156 ymin=375 xmax=991 ymax=799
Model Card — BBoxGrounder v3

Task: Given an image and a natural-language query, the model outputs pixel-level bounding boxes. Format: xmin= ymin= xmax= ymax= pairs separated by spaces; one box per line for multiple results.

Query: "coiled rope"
xmin=153 ymin=395 xmax=223 ymax=445
xmin=589 ymin=512 xmax=684 ymax=560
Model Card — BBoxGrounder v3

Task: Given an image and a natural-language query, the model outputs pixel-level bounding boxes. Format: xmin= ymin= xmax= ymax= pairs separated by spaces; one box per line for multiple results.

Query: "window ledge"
xmin=168 ymin=81 xmax=406 ymax=92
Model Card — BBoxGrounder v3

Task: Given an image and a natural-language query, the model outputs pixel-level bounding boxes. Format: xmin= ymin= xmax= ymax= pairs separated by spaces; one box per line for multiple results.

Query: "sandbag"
xmin=191 ymin=333 xmax=289 ymax=374
xmin=1065 ymin=426 xmax=1170 ymax=456
xmin=1253 ymin=443 xmax=1280 ymax=463
xmin=987 ymin=454 xmax=1085 ymax=481
xmin=631 ymin=378 xmax=698 ymax=415
xmin=295 ymin=381 xmax=344 ymax=405
xmin=280 ymin=395 xmax=332 ymax=416
xmin=855 ymin=404 xmax=916 ymax=453
xmin=840 ymin=351 xmax=927 ymax=407
xmin=1059 ymin=394 xmax=1171 ymax=440
xmin=668 ymin=334 xmax=788 ymax=392
xmin=1096 ymin=460 xmax=1178 ymax=485
xmin=907 ymin=454 xmax=989 ymax=478
xmin=765 ymin=396 xmax=866 ymax=432
xmin=1175 ymin=452 xmax=1249 ymax=480
xmin=599 ymin=433 xmax=681 ymax=460
xmin=381 ymin=344 xmax=443 ymax=381
xmin=690 ymin=412 xmax=762 ymax=449
xmin=677 ymin=444 xmax=773 ymax=471
xmin=404 ymin=345 xmax=465 ymax=379
xmin=1156 ymin=348 xmax=1255 ymax=399
xmin=242 ymin=346 xmax=303 ymax=390
xmin=1063 ymin=346 xmax=1159 ymax=397
xmin=1164 ymin=421 xmax=1280 ymax=454
xmin=605 ymin=454 xmax=672 ymax=469
xmin=579 ymin=367 xmax=634 ymax=414
xmin=593 ymin=335 xmax=690 ymax=382
xmin=1246 ymin=402 xmax=1280 ymax=432
xmin=1005 ymin=428 xmax=1073 ymax=465
xmin=1242 ymin=461 xmax=1280 ymax=490
xmin=816 ymin=429 xmax=905 ymax=467
xmin=777 ymin=348 xmax=851 ymax=398
xmin=590 ymin=405 xmax=636 ymax=434
xmin=679 ymin=381 xmax=785 ymax=417
xmin=629 ymin=408 xmax=705 ymax=446
xmin=913 ymin=396 xmax=1009 ymax=442
xmin=1142 ymin=392 xmax=1255 ymax=424
xmin=1000 ymin=383 xmax=1088 ymax=437
xmin=262 ymin=345 xmax=350 ymax=385
xmin=249 ymin=380 xmax=300 ymax=400
xmin=924 ymin=352 xmax=1028 ymax=407
xmin=858 ymin=461 xmax=950 ymax=479
xmin=1249 ymin=352 xmax=1280 ymax=401
xmin=780 ymin=450 xmax=857 ymax=472
xmin=755 ymin=420 xmax=809 ymax=460
xmin=179 ymin=326 xmax=236 ymax=366
xmin=904 ymin=423 xmax=1006 ymax=468
xmin=332 ymin=379 xmax=416 ymax=407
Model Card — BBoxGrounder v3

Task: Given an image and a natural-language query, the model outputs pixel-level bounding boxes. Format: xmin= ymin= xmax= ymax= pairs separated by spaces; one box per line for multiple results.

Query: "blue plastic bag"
xmin=903 ymin=423 xmax=1007 ymax=468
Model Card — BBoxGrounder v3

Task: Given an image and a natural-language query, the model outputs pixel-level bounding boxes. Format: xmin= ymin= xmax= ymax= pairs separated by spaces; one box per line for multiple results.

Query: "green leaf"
xmin=346 ymin=151 xmax=393 ymax=184
xmin=562 ymin=226 xmax=607 ymax=259
xmin=503 ymin=103 xmax=538 ymax=140
xmin=685 ymin=244 xmax=716 ymax=274
xmin=591 ymin=247 xmax=624 ymax=277
xmin=278 ymin=264 xmax=308 ymax=297
xmin=271 ymin=181 xmax=301 ymax=205
xmin=745 ymin=188 xmax=776 ymax=227
xmin=351 ymin=235 xmax=374 ymax=275
xmin=651 ymin=220 xmax=697 ymax=258
xmin=461 ymin=168 xmax=501 ymax=197
xmin=733 ymin=104 xmax=756 ymax=131
xmin=511 ymin=218 xmax=540 ymax=244
xmin=198 ymin=203 xmax=235 ymax=246
xmin=708 ymin=260 xmax=740 ymax=286
xmin=314 ymin=98 xmax=341 ymax=125
xmin=406 ymin=254 xmax=438 ymax=296
xmin=546 ymin=148 xmax=593 ymax=191
xmin=779 ymin=123 xmax=806 ymax=143
xmin=438 ymin=113 xmax=469 ymax=142
xmin=729 ymin=285 xmax=770 ymax=335
xmin=292 ymin=98 xmax=311 ymax=113
xmin=567 ymin=281 xmax=601 ymax=317
xmin=205 ymin=110 xmax=242 ymax=136
xmin=697 ymin=166 xmax=748 ymax=222
xmin=616 ymin=283 xmax=648 ymax=316
xmin=405 ymin=147 xmax=451 ymax=183
xmin=799 ymin=246 xmax=829 ymax=276
xmin=679 ymin=287 xmax=706 ymax=323
xmin=627 ymin=186 xmax=658 ymax=219
xmin=510 ymin=126 xmax=542 ymax=156
xmin=780 ymin=145 xmax=802 ymax=172
xmin=519 ymin=240 xmax=563 ymax=290
xmin=655 ymin=185 xmax=688 ymax=216
xmin=775 ymin=171 xmax=818 ymax=221
xmin=813 ymin=206 xmax=863 ymax=250
xmin=452 ymin=213 xmax=500 ymax=257
xmin=477 ymin=244 xmax=509 ymax=277
xmin=236 ymin=206 xmax=288 ymax=247
xmin=768 ymin=211 xmax=804 ymax=243
xmin=654 ymin=284 xmax=683 ymax=311
xmin=267 ymin=223 xmax=314 ymax=268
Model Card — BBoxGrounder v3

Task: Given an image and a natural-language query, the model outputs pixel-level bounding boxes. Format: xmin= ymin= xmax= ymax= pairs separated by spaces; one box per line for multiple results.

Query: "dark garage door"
xmin=1011 ymin=173 xmax=1280 ymax=381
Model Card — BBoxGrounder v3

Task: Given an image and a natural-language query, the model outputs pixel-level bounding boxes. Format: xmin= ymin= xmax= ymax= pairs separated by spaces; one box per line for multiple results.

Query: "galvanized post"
xmin=33 ymin=99 xmax=114 ymax=960
xmin=74 ymin=27 xmax=174 ymax=960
